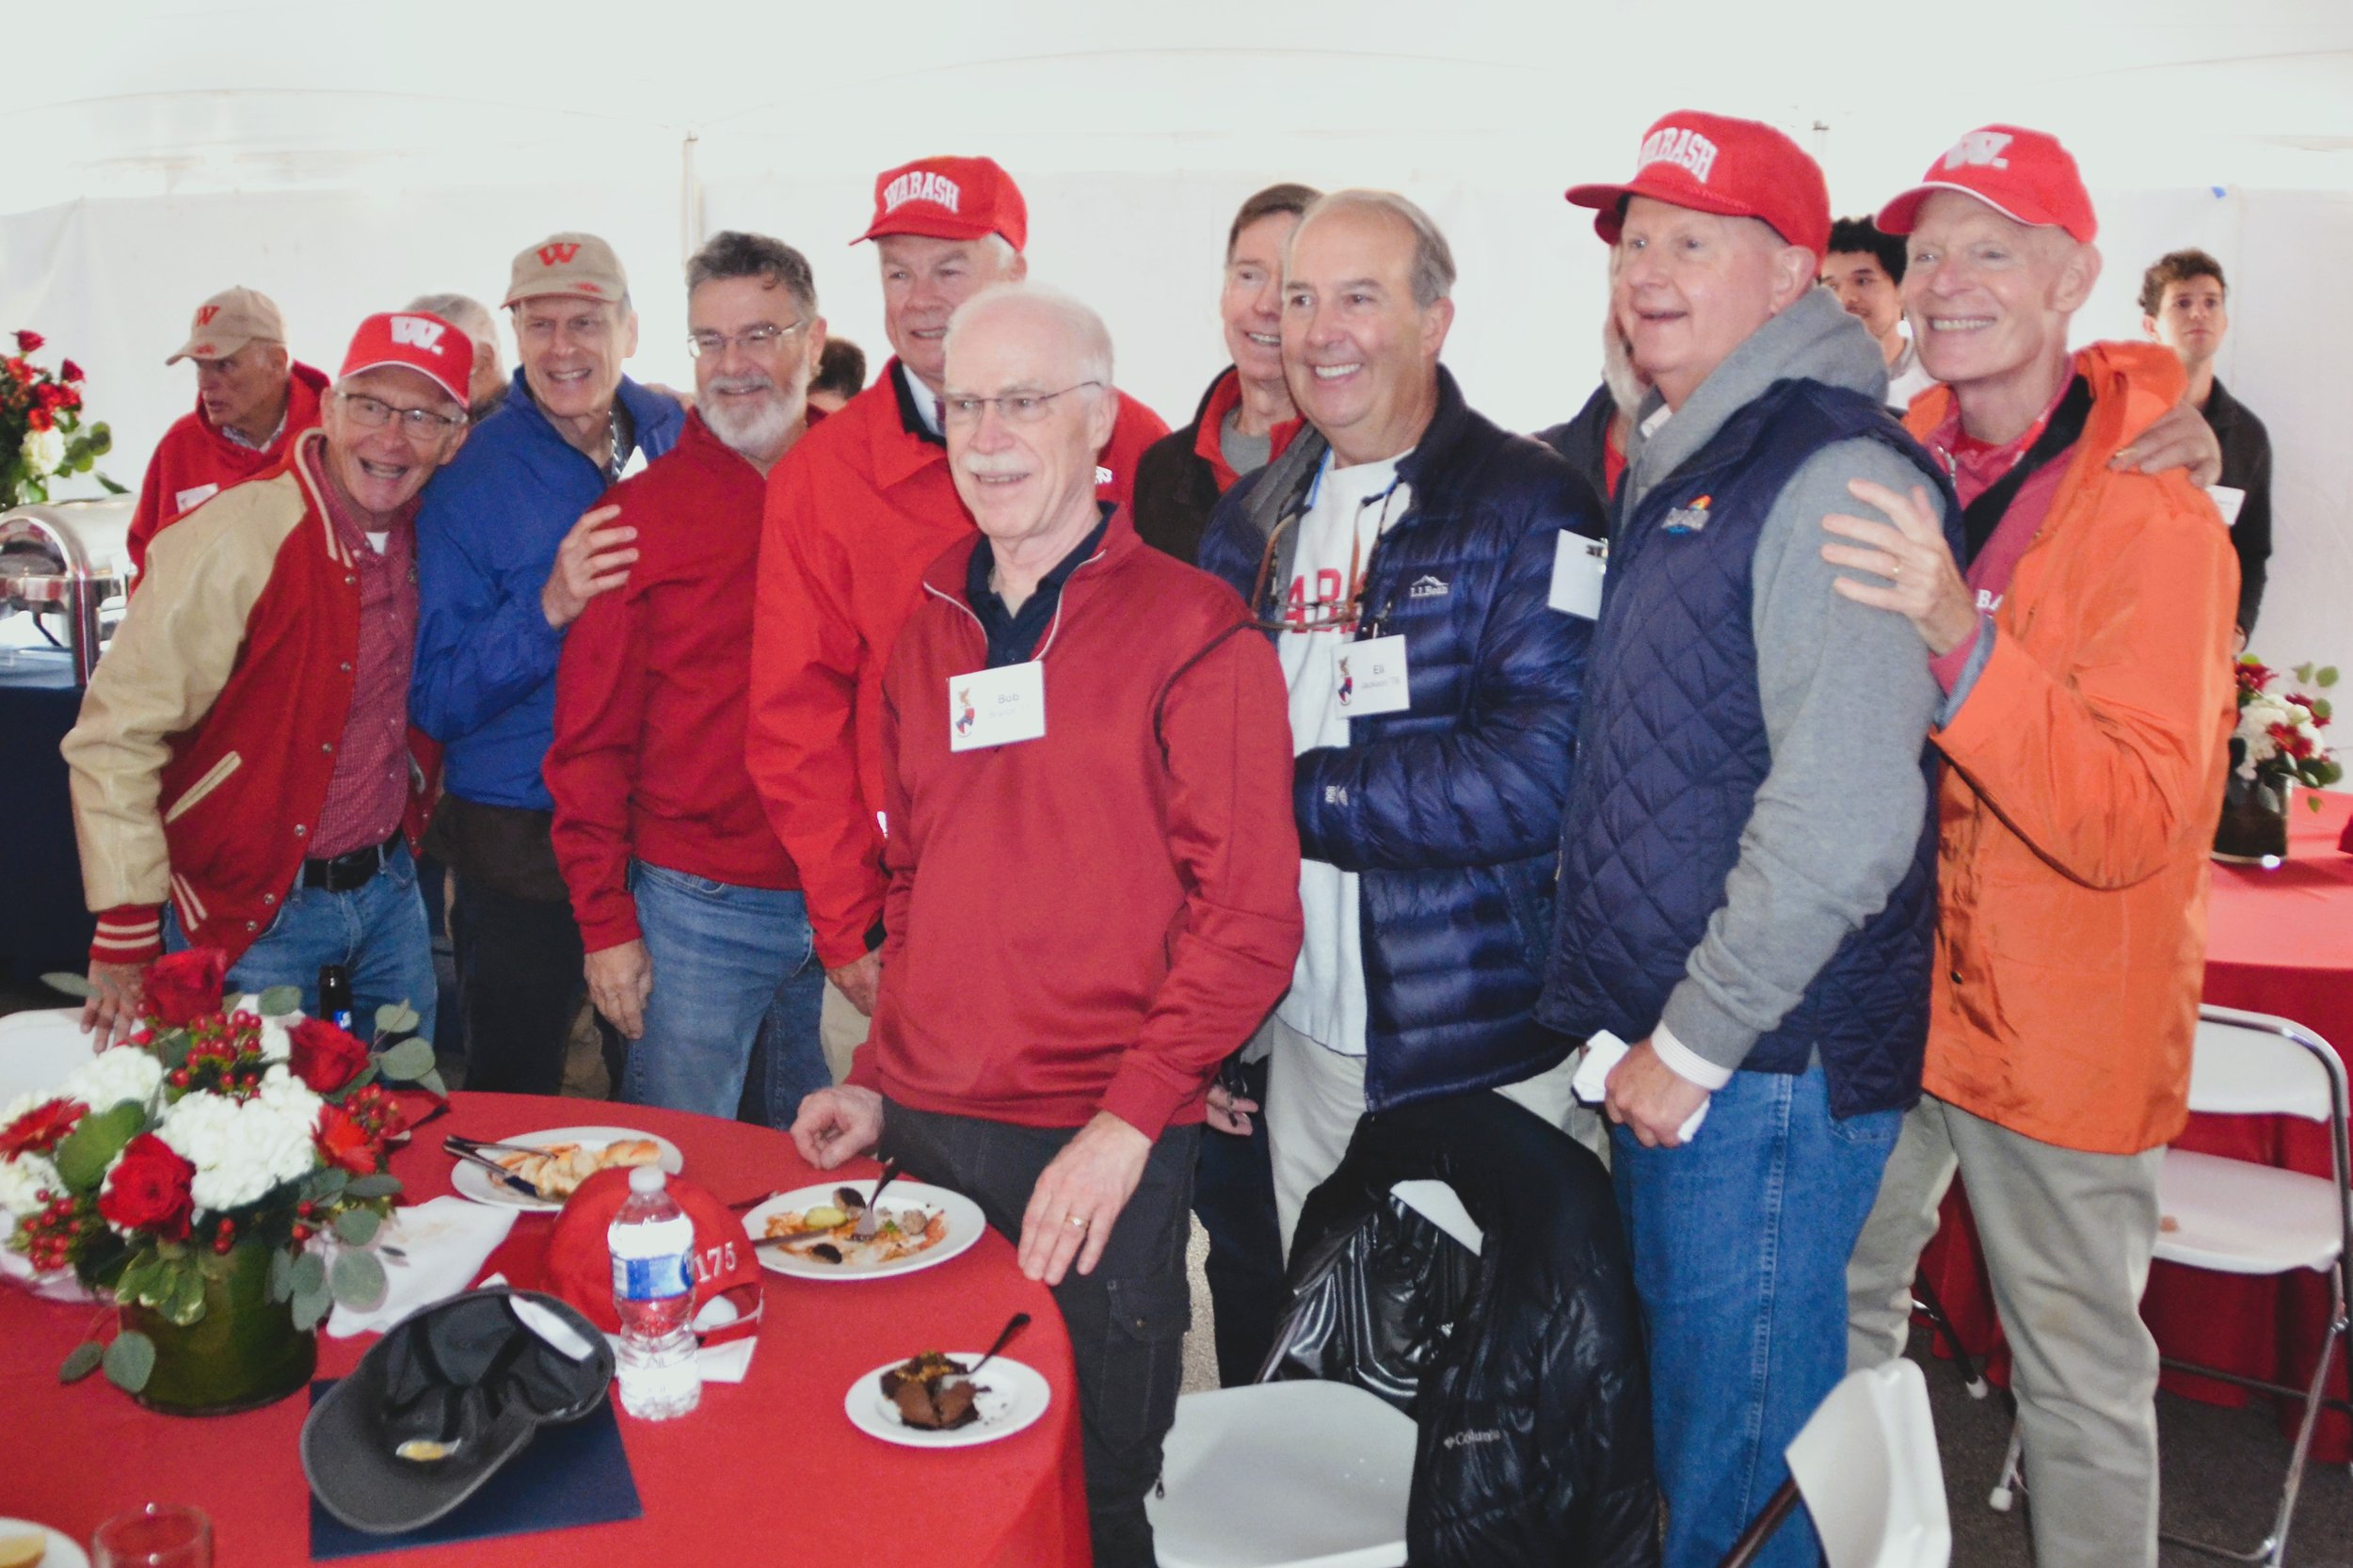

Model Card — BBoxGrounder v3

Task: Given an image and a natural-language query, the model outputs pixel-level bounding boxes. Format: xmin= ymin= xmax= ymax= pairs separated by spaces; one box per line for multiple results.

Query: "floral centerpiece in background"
xmin=2216 ymin=656 xmax=2340 ymax=862
xmin=2 ymin=949 xmax=440 ymax=1412
xmin=2 ymin=328 xmax=120 ymax=508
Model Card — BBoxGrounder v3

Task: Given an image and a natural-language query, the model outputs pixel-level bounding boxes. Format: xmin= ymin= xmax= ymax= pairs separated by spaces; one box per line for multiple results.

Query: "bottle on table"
xmin=317 ymin=964 xmax=355 ymax=1033
xmin=609 ymin=1165 xmax=702 ymax=1420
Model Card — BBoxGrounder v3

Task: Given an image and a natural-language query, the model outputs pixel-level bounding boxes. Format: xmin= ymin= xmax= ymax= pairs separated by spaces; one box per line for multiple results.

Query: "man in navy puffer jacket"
xmin=1198 ymin=190 xmax=1603 ymax=1252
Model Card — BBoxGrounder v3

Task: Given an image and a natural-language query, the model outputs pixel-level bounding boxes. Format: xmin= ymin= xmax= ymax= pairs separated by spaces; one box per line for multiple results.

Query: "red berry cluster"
xmin=15 ymin=1191 xmax=94 ymax=1274
xmin=341 ymin=1083 xmax=408 ymax=1141
xmin=208 ymin=1214 xmax=239 ymax=1256
xmin=167 ymin=1015 xmax=270 ymax=1101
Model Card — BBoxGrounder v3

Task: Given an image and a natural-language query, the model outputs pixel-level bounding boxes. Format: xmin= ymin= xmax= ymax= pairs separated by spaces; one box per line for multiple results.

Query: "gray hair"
xmin=686 ymin=230 xmax=819 ymax=320
xmin=943 ymin=282 xmax=1113 ymax=389
xmin=1290 ymin=189 xmax=1457 ymax=309
xmin=405 ymin=292 xmax=497 ymax=350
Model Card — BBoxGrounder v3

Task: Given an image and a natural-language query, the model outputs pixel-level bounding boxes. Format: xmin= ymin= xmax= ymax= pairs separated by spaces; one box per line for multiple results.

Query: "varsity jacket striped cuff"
xmin=91 ymin=904 xmax=165 ymax=965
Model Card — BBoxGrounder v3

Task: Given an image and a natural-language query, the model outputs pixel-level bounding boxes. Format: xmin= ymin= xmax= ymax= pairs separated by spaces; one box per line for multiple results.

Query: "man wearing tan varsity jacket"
xmin=61 ymin=312 xmax=473 ymax=1047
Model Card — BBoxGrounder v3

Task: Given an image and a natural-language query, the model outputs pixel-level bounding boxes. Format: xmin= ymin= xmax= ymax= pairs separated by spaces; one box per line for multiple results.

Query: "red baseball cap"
xmin=547 ymin=1168 xmax=762 ymax=1349
xmin=1566 ymin=110 xmax=1831 ymax=259
xmin=1876 ymin=125 xmax=2097 ymax=243
xmin=855 ymin=155 xmax=1028 ymax=251
xmin=338 ymin=312 xmax=473 ymax=410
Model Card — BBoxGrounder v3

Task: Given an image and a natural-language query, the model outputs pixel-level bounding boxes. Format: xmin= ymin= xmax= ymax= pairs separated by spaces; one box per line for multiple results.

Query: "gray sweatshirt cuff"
xmin=1657 ymin=985 xmax=1756 ymax=1078
xmin=1936 ymin=616 xmax=1997 ymax=728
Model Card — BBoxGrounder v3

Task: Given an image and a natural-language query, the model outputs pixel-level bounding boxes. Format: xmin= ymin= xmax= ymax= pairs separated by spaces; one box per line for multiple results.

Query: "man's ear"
xmin=2052 ymin=243 xmax=2103 ymax=314
xmin=1769 ymin=247 xmax=1817 ymax=312
xmin=1419 ymin=296 xmax=1456 ymax=360
xmin=621 ymin=309 xmax=642 ymax=360
xmin=2140 ymin=312 xmax=2162 ymax=344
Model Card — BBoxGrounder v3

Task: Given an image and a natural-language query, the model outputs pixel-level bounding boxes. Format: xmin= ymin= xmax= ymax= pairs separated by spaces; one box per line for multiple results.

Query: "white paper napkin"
xmin=328 ymin=1195 xmax=518 ymax=1337
xmin=488 ymin=1272 xmax=759 ymax=1384
xmin=1571 ymin=1030 xmax=1709 ymax=1143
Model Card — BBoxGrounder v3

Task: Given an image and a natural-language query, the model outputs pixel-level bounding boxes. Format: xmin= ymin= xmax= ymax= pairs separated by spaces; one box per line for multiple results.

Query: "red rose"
xmin=58 ymin=359 xmax=84 ymax=383
xmin=289 ymin=1016 xmax=369 ymax=1094
xmin=25 ymin=406 xmax=52 ymax=432
xmin=0 ymin=1096 xmax=86 ymax=1160
xmin=144 ymin=948 xmax=228 ymax=1028
xmin=13 ymin=329 xmax=43 ymax=354
xmin=313 ymin=1102 xmax=379 ymax=1176
xmin=98 ymin=1133 xmax=197 ymax=1241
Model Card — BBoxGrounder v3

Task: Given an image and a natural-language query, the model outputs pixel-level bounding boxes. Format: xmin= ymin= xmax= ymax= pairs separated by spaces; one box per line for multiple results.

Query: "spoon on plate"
xmin=850 ymin=1157 xmax=903 ymax=1241
xmin=958 ymin=1312 xmax=1032 ymax=1379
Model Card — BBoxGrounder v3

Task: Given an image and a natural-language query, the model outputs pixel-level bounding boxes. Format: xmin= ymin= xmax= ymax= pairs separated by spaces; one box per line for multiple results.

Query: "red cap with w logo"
xmin=504 ymin=231 xmax=631 ymax=308
xmin=339 ymin=312 xmax=473 ymax=409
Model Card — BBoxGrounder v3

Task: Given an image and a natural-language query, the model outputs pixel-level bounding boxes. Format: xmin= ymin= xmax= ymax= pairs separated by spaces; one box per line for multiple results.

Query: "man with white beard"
xmin=545 ymin=232 xmax=834 ymax=1123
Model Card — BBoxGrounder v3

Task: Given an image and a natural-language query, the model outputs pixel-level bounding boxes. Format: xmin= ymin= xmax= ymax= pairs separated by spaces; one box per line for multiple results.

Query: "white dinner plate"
xmin=744 ymin=1181 xmax=984 ymax=1281
xmin=447 ymin=1125 xmax=683 ymax=1212
xmin=844 ymin=1354 xmax=1050 ymax=1449
xmin=0 ymin=1515 xmax=89 ymax=1568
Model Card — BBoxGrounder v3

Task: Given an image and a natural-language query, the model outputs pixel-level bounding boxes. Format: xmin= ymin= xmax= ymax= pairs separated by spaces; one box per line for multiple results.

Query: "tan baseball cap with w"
xmin=166 ymin=286 xmax=286 ymax=365
xmin=504 ymin=232 xmax=630 ymax=308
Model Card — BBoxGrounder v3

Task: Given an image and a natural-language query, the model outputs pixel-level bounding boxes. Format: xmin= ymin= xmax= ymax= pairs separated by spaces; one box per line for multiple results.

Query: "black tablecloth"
xmin=1 ymin=651 xmax=94 ymax=984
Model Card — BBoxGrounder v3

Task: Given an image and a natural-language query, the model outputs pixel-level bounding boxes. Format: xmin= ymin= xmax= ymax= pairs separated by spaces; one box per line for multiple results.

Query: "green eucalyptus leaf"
xmin=291 ymin=1251 xmax=326 ymax=1297
xmin=333 ymin=1208 xmax=381 ymax=1246
xmin=330 ymin=1248 xmax=387 ymax=1308
xmin=344 ymin=1174 xmax=402 ymax=1200
xmin=60 ymin=1340 xmax=104 ymax=1383
xmin=98 ymin=472 xmax=128 ymax=494
xmin=103 ymin=1331 xmax=155 ymax=1393
xmin=377 ymin=1038 xmax=435 ymax=1080
xmin=2316 ymin=665 xmax=2338 ymax=688
xmin=415 ymin=1068 xmax=448 ymax=1097
xmin=291 ymin=1287 xmax=333 ymax=1332
xmin=165 ymin=1267 xmax=207 ymax=1326
xmin=40 ymin=970 xmax=93 ymax=999
xmin=311 ymin=1167 xmax=350 ymax=1200
xmin=53 ymin=1101 xmax=147 ymax=1191
xmin=270 ymin=1246 xmax=296 ymax=1303
xmin=256 ymin=985 xmax=302 ymax=1016
xmin=374 ymin=1002 xmax=422 ymax=1036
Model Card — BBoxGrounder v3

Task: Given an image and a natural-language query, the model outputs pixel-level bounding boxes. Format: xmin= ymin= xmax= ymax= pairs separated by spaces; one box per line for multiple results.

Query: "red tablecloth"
xmin=1920 ymin=790 xmax=2353 ymax=1461
xmin=0 ymin=1093 xmax=1093 ymax=1566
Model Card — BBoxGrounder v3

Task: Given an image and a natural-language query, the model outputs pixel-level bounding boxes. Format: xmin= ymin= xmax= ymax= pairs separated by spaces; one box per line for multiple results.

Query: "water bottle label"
xmin=612 ymin=1251 xmax=694 ymax=1301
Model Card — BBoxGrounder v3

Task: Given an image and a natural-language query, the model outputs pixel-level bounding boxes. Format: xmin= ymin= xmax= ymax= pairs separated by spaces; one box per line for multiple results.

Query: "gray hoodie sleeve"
xmin=1655 ymin=437 xmax=1942 ymax=1076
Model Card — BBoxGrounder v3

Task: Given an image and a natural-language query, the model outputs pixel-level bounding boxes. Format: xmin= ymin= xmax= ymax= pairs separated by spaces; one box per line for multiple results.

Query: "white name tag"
xmin=1337 ymin=633 xmax=1412 ymax=715
xmin=173 ymin=483 xmax=219 ymax=514
xmin=1549 ymin=531 xmax=1608 ymax=620
xmin=949 ymin=661 xmax=1047 ymax=751
xmin=2205 ymin=485 xmax=2246 ymax=529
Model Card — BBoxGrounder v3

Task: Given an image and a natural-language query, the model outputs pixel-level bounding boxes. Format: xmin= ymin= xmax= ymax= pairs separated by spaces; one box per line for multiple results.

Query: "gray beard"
xmin=703 ymin=394 xmax=793 ymax=460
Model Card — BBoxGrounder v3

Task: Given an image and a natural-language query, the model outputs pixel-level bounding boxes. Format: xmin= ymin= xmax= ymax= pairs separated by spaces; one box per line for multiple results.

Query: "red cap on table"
xmin=855 ymin=154 xmax=1028 ymax=251
xmin=338 ymin=312 xmax=474 ymax=410
xmin=1876 ymin=124 xmax=2098 ymax=243
xmin=1566 ymin=109 xmax=1832 ymax=258
xmin=548 ymin=1168 xmax=762 ymax=1346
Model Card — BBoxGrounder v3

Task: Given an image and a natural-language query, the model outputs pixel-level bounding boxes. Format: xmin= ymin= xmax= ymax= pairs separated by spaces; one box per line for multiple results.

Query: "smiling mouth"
xmin=1927 ymin=317 xmax=1994 ymax=333
xmin=1309 ymin=362 xmax=1362 ymax=381
xmin=1245 ymin=331 xmax=1279 ymax=348
xmin=358 ymin=458 xmax=409 ymax=481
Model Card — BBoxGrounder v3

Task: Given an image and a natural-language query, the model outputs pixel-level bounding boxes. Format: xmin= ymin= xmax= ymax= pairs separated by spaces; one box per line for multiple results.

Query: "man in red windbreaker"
xmin=127 ymin=286 xmax=328 ymax=577
xmin=547 ymin=232 xmax=833 ymax=1128
xmin=746 ymin=155 xmax=1168 ymax=1073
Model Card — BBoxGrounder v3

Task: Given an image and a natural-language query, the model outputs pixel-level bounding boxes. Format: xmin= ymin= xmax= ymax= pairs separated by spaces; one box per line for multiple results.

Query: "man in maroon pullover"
xmin=792 ymin=284 xmax=1302 ymax=1568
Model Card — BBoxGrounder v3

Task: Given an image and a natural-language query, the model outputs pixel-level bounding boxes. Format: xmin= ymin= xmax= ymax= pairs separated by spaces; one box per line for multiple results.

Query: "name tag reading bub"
xmin=949 ymin=661 xmax=1047 ymax=752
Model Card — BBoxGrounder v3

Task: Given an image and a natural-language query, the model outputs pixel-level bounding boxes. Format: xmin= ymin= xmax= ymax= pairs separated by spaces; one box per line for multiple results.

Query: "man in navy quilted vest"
xmin=1541 ymin=112 xmax=1958 ymax=1568
xmin=1196 ymin=190 xmax=1604 ymax=1253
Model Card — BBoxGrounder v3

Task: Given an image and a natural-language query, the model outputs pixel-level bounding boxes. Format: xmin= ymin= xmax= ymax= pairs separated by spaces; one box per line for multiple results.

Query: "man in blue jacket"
xmin=1197 ymin=190 xmax=1602 ymax=1251
xmin=411 ymin=232 xmax=685 ymax=1094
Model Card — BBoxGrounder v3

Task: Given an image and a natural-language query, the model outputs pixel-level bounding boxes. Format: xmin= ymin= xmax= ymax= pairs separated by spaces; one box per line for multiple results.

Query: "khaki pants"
xmin=817 ymin=980 xmax=867 ymax=1084
xmin=1847 ymin=1094 xmax=2164 ymax=1568
xmin=1262 ymin=1016 xmax=1595 ymax=1256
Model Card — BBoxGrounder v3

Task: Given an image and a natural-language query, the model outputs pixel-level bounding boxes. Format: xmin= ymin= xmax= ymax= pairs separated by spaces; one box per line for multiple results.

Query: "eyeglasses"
xmin=1248 ymin=511 xmax=1367 ymax=632
xmin=335 ymin=391 xmax=464 ymax=436
xmin=685 ymin=321 xmax=808 ymax=359
xmin=940 ymin=381 xmax=1102 ymax=428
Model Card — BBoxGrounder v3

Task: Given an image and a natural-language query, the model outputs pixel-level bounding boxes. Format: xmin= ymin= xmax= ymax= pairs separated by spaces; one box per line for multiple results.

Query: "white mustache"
xmin=707 ymin=374 xmax=776 ymax=395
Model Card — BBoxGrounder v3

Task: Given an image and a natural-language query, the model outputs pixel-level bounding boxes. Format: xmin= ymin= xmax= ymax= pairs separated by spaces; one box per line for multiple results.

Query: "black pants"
xmin=448 ymin=877 xmax=623 ymax=1096
xmin=881 ymin=1103 xmax=1197 ymax=1568
xmin=1193 ymin=1057 xmax=1286 ymax=1384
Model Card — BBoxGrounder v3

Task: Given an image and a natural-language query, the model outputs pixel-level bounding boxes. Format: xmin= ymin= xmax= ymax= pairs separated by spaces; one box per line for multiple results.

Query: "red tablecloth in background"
xmin=0 ymin=1093 xmax=1093 ymax=1567
xmin=1920 ymin=790 xmax=2353 ymax=1462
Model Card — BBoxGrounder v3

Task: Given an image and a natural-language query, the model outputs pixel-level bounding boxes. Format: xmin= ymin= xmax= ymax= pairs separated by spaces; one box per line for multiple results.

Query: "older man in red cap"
xmin=66 ymin=312 xmax=472 ymax=1044
xmin=747 ymin=156 xmax=1168 ymax=1072
xmin=1540 ymin=110 xmax=1958 ymax=1568
xmin=126 ymin=285 xmax=329 ymax=577
xmin=1839 ymin=127 xmax=2238 ymax=1568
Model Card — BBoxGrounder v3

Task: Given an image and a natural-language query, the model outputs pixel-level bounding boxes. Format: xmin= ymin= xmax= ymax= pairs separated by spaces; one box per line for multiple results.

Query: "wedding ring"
xmin=1064 ymin=1214 xmax=1089 ymax=1231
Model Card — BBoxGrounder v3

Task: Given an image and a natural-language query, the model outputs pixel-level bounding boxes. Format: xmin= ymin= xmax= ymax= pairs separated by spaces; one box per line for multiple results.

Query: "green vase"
xmin=120 ymin=1240 xmax=317 ymax=1416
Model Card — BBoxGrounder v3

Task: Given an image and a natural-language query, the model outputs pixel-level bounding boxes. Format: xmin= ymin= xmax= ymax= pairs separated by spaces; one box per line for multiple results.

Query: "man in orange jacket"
xmin=1831 ymin=127 xmax=2238 ymax=1568
xmin=746 ymin=155 xmax=1167 ymax=1073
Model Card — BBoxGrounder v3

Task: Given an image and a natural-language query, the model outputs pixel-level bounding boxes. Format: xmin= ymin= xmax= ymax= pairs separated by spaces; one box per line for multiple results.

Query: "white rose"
xmin=155 ymin=1080 xmax=324 ymax=1215
xmin=19 ymin=425 xmax=64 ymax=478
xmin=0 ymin=1152 xmax=62 ymax=1219
xmin=56 ymin=1046 xmax=165 ymax=1116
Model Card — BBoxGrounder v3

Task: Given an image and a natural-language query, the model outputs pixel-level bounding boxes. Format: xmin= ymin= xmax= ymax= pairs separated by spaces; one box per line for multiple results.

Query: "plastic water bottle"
xmin=608 ymin=1166 xmax=701 ymax=1420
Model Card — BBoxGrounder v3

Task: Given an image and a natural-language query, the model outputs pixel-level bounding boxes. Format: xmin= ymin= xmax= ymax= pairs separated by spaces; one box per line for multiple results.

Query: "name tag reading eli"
xmin=1337 ymin=633 xmax=1412 ymax=716
xmin=1549 ymin=532 xmax=1608 ymax=620
xmin=949 ymin=661 xmax=1047 ymax=752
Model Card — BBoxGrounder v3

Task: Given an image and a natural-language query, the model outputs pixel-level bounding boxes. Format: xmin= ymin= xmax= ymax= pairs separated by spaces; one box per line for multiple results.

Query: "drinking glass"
xmin=91 ymin=1504 xmax=212 ymax=1568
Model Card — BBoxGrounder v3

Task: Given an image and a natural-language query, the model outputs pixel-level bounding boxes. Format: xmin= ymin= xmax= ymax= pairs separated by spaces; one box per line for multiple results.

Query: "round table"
xmin=1919 ymin=789 xmax=2353 ymax=1461
xmin=0 ymin=1092 xmax=1093 ymax=1566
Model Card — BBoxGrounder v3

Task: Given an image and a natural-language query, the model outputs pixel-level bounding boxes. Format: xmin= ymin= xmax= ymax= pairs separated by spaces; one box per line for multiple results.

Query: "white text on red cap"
xmin=389 ymin=315 xmax=448 ymax=355
xmin=884 ymin=168 xmax=962 ymax=216
xmin=1943 ymin=131 xmax=2014 ymax=171
xmin=1639 ymin=126 xmax=1720 ymax=185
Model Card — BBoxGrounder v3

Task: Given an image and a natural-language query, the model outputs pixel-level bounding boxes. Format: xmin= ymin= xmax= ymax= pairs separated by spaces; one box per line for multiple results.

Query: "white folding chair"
xmin=1718 ymin=1360 xmax=1951 ymax=1568
xmin=1987 ymin=1005 xmax=2353 ymax=1566
xmin=1145 ymin=1181 xmax=1473 ymax=1568
xmin=0 ymin=1006 xmax=94 ymax=1107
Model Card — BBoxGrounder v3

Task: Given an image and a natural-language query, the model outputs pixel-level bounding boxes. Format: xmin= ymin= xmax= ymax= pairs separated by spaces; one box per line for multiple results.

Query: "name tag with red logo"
xmin=174 ymin=483 xmax=219 ymax=514
xmin=1338 ymin=634 xmax=1411 ymax=715
xmin=949 ymin=662 xmax=1047 ymax=751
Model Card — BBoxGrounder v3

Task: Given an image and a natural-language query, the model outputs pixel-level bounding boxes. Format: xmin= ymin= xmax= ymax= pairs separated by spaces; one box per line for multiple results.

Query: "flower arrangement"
xmin=5 ymin=949 xmax=440 ymax=1394
xmin=2233 ymin=657 xmax=2340 ymax=801
xmin=2 ymin=328 xmax=120 ymax=508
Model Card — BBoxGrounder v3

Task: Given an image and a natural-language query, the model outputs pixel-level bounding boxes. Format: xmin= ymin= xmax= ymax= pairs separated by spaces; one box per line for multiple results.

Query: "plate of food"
xmin=744 ymin=1180 xmax=984 ymax=1279
xmin=0 ymin=1516 xmax=88 ymax=1568
xmin=843 ymin=1352 xmax=1050 ymax=1449
xmin=447 ymin=1126 xmax=683 ymax=1211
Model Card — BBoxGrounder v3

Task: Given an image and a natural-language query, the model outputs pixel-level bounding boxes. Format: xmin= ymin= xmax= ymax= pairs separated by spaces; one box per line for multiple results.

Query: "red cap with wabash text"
xmin=855 ymin=155 xmax=1028 ymax=251
xmin=1566 ymin=109 xmax=1831 ymax=259
xmin=1876 ymin=125 xmax=2098 ymax=244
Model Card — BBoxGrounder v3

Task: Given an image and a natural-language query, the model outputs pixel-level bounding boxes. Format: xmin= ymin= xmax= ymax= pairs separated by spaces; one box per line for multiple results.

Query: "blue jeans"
xmin=618 ymin=861 xmax=828 ymax=1128
xmin=164 ymin=843 xmax=437 ymax=1043
xmin=1611 ymin=1064 xmax=1899 ymax=1568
